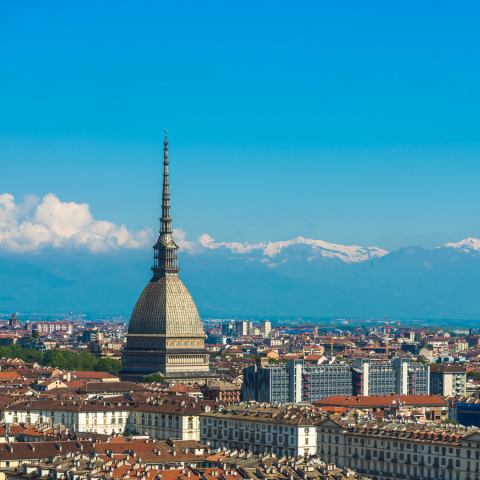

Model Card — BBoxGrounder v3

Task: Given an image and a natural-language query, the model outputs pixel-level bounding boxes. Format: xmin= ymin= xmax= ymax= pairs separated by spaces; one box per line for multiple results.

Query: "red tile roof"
xmin=314 ymin=394 xmax=448 ymax=407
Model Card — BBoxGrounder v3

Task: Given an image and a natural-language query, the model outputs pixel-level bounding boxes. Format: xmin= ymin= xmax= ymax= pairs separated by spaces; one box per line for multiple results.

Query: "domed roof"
xmin=128 ymin=275 xmax=205 ymax=337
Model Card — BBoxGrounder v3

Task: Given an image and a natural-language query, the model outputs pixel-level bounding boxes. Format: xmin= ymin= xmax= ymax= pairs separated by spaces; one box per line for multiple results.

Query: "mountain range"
xmin=1 ymin=236 xmax=480 ymax=320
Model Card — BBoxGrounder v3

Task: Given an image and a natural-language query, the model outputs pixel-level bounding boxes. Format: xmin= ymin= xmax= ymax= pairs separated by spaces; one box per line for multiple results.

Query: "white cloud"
xmin=0 ymin=193 xmax=153 ymax=253
xmin=173 ymin=228 xmax=203 ymax=254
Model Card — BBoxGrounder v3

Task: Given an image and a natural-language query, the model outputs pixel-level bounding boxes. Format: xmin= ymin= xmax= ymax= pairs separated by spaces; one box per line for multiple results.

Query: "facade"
xmin=1 ymin=395 xmax=217 ymax=440
xmin=81 ymin=330 xmax=104 ymax=343
xmin=244 ymin=359 xmax=352 ymax=403
xmin=0 ymin=336 xmax=17 ymax=347
xmin=120 ymin=135 xmax=213 ymax=383
xmin=352 ymin=358 xmax=429 ymax=396
xmin=244 ymin=357 xmax=428 ymax=403
xmin=260 ymin=320 xmax=272 ymax=337
xmin=235 ymin=321 xmax=248 ymax=336
xmin=31 ymin=322 xmax=72 ymax=335
xmin=199 ymin=403 xmax=321 ymax=457
xmin=317 ymin=417 xmax=480 ymax=480
xmin=203 ymin=381 xmax=242 ymax=405
xmin=221 ymin=322 xmax=235 ymax=337
xmin=426 ymin=337 xmax=450 ymax=357
xmin=430 ymin=364 xmax=467 ymax=397
xmin=207 ymin=334 xmax=227 ymax=345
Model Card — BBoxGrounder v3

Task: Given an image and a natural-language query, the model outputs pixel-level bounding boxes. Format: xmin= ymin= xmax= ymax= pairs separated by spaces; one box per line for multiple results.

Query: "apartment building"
xmin=260 ymin=320 xmax=272 ymax=337
xmin=426 ymin=338 xmax=450 ymax=357
xmin=221 ymin=322 xmax=235 ymax=337
xmin=31 ymin=322 xmax=72 ymax=335
xmin=199 ymin=403 xmax=322 ymax=457
xmin=244 ymin=357 xmax=428 ymax=403
xmin=317 ymin=417 xmax=480 ymax=480
xmin=430 ymin=365 xmax=467 ymax=397
xmin=244 ymin=359 xmax=352 ymax=403
xmin=235 ymin=321 xmax=248 ymax=336
xmin=352 ymin=358 xmax=429 ymax=396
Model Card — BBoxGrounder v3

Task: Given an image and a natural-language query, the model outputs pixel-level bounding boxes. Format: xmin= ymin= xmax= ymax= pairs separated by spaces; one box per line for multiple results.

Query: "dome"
xmin=128 ymin=275 xmax=205 ymax=337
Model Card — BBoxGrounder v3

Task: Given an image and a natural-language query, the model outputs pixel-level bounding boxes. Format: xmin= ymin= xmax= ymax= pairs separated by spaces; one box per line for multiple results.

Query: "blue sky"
xmin=1 ymin=1 xmax=480 ymax=252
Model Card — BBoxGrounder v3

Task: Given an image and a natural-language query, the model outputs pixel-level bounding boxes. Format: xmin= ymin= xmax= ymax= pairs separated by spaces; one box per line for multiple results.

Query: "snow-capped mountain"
xmin=2 ymin=236 xmax=480 ymax=320
xmin=441 ymin=238 xmax=480 ymax=255
xmin=197 ymin=234 xmax=388 ymax=264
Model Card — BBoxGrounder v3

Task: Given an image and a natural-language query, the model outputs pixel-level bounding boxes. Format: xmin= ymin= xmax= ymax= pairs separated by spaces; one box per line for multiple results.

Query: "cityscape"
xmin=1 ymin=3 xmax=480 ymax=480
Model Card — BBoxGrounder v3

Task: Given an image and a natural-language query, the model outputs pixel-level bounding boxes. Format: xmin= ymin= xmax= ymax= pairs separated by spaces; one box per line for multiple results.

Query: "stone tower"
xmin=119 ymin=133 xmax=213 ymax=383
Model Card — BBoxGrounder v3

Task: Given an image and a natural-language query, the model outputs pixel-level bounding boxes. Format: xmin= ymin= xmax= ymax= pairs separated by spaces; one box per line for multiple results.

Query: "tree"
xmin=94 ymin=357 xmax=122 ymax=375
xmin=32 ymin=330 xmax=40 ymax=340
xmin=143 ymin=373 xmax=164 ymax=383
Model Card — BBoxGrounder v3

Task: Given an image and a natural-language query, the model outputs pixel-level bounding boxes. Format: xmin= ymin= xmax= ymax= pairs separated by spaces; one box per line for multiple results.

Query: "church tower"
xmin=120 ymin=133 xmax=213 ymax=383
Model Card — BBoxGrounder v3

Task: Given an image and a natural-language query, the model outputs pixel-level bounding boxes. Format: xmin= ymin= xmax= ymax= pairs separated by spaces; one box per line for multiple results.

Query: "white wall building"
xmin=1 ymin=395 xmax=217 ymax=441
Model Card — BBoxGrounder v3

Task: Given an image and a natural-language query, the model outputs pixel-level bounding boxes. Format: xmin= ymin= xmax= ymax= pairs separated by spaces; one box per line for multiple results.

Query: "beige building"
xmin=317 ymin=417 xmax=480 ymax=480
xmin=200 ymin=403 xmax=321 ymax=457
xmin=430 ymin=364 xmax=467 ymax=397
xmin=260 ymin=320 xmax=272 ymax=337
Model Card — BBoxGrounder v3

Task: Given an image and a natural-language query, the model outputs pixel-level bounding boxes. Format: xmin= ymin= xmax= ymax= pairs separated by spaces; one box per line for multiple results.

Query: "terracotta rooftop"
xmin=314 ymin=394 xmax=448 ymax=407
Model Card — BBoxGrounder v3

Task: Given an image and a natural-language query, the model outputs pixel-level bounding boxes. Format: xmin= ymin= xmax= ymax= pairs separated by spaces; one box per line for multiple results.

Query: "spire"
xmin=161 ymin=131 xmax=172 ymax=235
xmin=152 ymin=131 xmax=180 ymax=276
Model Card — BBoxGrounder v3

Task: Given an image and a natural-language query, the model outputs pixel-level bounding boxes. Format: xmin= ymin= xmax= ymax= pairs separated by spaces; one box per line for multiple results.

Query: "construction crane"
xmin=384 ymin=317 xmax=400 ymax=357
